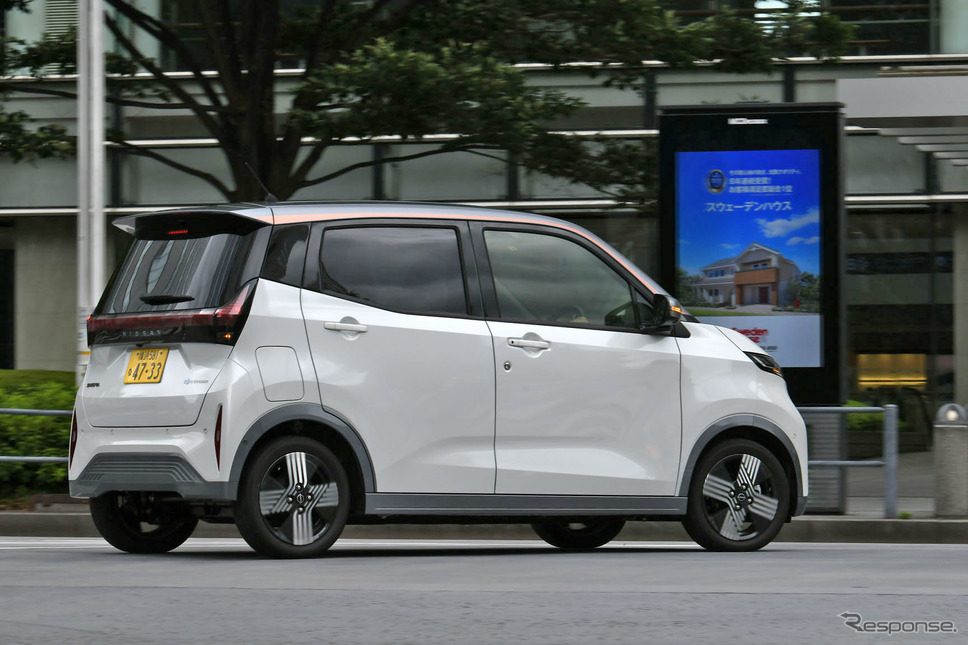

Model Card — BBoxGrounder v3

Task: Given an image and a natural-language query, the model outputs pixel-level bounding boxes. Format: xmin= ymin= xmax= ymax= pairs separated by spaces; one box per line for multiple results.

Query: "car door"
xmin=301 ymin=222 xmax=496 ymax=494
xmin=479 ymin=226 xmax=682 ymax=496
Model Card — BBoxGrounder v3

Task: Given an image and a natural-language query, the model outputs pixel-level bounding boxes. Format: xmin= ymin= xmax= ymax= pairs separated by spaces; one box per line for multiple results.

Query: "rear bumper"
xmin=70 ymin=452 xmax=237 ymax=500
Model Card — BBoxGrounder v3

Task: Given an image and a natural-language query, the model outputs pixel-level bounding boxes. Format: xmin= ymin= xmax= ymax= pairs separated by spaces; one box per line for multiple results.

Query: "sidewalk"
xmin=3 ymin=451 xmax=966 ymax=543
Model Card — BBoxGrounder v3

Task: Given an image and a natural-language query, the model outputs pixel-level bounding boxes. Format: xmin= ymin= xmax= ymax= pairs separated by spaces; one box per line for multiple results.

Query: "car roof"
xmin=113 ymin=201 xmax=667 ymax=295
xmin=268 ymin=201 xmax=572 ymax=228
xmin=114 ymin=201 xmax=568 ymax=230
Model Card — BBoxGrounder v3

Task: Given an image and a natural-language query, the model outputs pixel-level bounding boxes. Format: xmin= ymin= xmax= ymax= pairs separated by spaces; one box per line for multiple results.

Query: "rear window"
xmin=98 ymin=226 xmax=269 ymax=315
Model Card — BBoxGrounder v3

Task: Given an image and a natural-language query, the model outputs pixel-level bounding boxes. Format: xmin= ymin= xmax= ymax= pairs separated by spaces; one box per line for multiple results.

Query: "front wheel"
xmin=682 ymin=439 xmax=790 ymax=552
xmin=90 ymin=491 xmax=198 ymax=554
xmin=234 ymin=436 xmax=350 ymax=558
xmin=532 ymin=518 xmax=626 ymax=550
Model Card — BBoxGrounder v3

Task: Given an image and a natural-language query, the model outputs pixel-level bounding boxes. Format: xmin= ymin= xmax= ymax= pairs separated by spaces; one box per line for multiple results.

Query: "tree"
xmin=0 ymin=0 xmax=75 ymax=162
xmin=786 ymin=271 xmax=820 ymax=312
xmin=676 ymin=266 xmax=704 ymax=306
xmin=0 ymin=0 xmax=852 ymax=202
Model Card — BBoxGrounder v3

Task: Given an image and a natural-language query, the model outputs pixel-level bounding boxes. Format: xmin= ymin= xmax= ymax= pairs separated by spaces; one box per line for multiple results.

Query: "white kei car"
xmin=70 ymin=202 xmax=807 ymax=558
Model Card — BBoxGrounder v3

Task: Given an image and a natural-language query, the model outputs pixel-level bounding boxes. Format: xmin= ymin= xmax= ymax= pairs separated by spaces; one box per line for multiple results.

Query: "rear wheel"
xmin=682 ymin=439 xmax=790 ymax=551
xmin=532 ymin=518 xmax=626 ymax=550
xmin=90 ymin=491 xmax=198 ymax=554
xmin=234 ymin=436 xmax=350 ymax=558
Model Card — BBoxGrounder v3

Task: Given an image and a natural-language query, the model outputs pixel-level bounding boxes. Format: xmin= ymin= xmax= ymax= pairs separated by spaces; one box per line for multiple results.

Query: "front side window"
xmin=484 ymin=230 xmax=637 ymax=329
xmin=315 ymin=226 xmax=467 ymax=316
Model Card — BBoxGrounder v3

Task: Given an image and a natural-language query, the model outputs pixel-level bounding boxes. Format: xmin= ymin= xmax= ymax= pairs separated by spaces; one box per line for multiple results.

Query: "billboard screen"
xmin=659 ymin=103 xmax=844 ymax=405
xmin=676 ymin=148 xmax=821 ymax=368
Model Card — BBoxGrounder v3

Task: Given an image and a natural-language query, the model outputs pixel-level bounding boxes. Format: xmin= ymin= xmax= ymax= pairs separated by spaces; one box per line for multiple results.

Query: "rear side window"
xmin=98 ymin=229 xmax=268 ymax=314
xmin=261 ymin=224 xmax=309 ymax=287
xmin=313 ymin=226 xmax=467 ymax=316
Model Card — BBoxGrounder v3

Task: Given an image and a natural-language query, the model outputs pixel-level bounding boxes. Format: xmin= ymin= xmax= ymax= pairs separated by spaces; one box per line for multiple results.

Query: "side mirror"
xmin=642 ymin=294 xmax=682 ymax=333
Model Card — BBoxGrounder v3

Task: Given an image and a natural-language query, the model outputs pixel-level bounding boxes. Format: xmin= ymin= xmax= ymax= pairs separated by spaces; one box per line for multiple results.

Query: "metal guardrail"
xmin=0 ymin=405 xmax=903 ymax=517
xmin=799 ymin=405 xmax=899 ymax=519
xmin=0 ymin=408 xmax=71 ymax=464
xmin=0 ymin=408 xmax=72 ymax=417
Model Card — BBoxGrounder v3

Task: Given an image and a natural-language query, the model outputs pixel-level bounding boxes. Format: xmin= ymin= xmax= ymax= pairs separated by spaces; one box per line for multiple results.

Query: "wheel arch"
xmin=230 ymin=404 xmax=375 ymax=516
xmin=678 ymin=414 xmax=803 ymax=519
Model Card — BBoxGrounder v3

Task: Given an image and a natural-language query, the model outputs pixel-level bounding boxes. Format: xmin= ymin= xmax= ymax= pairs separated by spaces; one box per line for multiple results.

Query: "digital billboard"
xmin=676 ymin=148 xmax=821 ymax=368
xmin=659 ymin=104 xmax=845 ymax=405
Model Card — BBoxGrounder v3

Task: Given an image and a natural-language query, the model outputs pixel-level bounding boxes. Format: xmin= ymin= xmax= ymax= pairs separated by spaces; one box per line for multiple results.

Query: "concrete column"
xmin=935 ymin=404 xmax=968 ymax=517
xmin=14 ymin=217 xmax=77 ymax=372
xmin=940 ymin=0 xmax=968 ymax=54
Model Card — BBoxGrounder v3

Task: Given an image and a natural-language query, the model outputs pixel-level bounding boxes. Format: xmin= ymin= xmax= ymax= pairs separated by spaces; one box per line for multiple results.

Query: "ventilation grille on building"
xmin=41 ymin=0 xmax=79 ymax=75
xmin=45 ymin=0 xmax=78 ymax=37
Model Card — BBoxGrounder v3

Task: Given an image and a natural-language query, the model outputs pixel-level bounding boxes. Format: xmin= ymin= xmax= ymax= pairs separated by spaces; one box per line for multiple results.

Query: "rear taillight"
xmin=87 ymin=281 xmax=257 ymax=346
xmin=69 ymin=411 xmax=78 ymax=467
xmin=212 ymin=283 xmax=255 ymax=344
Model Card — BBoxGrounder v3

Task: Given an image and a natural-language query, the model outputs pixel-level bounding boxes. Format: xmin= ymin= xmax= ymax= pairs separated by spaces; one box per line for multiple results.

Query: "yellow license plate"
xmin=124 ymin=348 xmax=169 ymax=384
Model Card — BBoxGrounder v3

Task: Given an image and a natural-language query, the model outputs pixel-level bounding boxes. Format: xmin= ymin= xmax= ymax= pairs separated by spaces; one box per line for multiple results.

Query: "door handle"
xmin=324 ymin=321 xmax=368 ymax=333
xmin=508 ymin=337 xmax=550 ymax=350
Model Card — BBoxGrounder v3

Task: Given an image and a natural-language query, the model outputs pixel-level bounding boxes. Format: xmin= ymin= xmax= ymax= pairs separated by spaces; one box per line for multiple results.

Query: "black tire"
xmin=531 ymin=518 xmax=626 ymax=550
xmin=90 ymin=491 xmax=198 ymax=554
xmin=234 ymin=436 xmax=350 ymax=558
xmin=682 ymin=439 xmax=790 ymax=552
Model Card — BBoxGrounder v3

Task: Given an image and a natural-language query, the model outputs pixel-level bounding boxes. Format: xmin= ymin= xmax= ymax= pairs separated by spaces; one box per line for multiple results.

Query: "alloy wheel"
xmin=257 ymin=450 xmax=341 ymax=546
xmin=700 ymin=452 xmax=781 ymax=542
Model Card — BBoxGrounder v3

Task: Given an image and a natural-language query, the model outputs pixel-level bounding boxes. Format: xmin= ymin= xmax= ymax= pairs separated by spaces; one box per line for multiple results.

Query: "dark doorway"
xmin=758 ymin=286 xmax=769 ymax=304
xmin=0 ymin=250 xmax=13 ymax=368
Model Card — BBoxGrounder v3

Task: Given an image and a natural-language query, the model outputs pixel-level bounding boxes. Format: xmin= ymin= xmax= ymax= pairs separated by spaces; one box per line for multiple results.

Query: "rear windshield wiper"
xmin=139 ymin=294 xmax=195 ymax=305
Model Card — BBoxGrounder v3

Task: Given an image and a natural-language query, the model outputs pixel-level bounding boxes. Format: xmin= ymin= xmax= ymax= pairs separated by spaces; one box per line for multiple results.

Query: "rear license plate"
xmin=124 ymin=348 xmax=169 ymax=384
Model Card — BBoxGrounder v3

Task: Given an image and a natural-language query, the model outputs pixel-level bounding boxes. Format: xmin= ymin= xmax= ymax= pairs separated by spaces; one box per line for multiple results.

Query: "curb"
xmin=3 ymin=512 xmax=968 ymax=543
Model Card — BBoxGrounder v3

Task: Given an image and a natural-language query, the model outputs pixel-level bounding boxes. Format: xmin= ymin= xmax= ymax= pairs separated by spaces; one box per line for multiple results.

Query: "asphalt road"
xmin=0 ymin=538 xmax=966 ymax=644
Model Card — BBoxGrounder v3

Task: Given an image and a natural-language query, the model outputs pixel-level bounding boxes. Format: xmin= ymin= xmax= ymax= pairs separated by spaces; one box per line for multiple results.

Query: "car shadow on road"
xmin=151 ymin=543 xmax=796 ymax=561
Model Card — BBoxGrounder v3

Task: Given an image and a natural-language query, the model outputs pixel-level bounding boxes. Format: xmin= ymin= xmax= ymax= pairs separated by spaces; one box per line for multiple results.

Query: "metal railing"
xmin=0 ymin=405 xmax=902 ymax=516
xmin=800 ymin=404 xmax=899 ymax=519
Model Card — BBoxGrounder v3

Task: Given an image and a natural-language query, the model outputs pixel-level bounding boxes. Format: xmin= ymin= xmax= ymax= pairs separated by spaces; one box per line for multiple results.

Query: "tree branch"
xmin=111 ymin=140 xmax=233 ymax=198
xmin=103 ymin=14 xmax=225 ymax=141
xmin=0 ymin=83 xmax=234 ymax=111
xmin=304 ymin=0 xmax=338 ymax=72
xmin=339 ymin=0 xmax=422 ymax=52
xmin=197 ymin=2 xmax=243 ymax=105
xmin=0 ymin=84 xmax=77 ymax=100
xmin=300 ymin=142 xmax=504 ymax=190
xmin=460 ymin=148 xmax=511 ymax=165
xmin=103 ymin=0 xmax=225 ymax=110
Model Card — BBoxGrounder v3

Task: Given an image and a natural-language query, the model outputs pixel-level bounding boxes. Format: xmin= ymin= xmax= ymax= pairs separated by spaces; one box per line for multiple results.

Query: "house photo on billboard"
xmin=696 ymin=242 xmax=801 ymax=310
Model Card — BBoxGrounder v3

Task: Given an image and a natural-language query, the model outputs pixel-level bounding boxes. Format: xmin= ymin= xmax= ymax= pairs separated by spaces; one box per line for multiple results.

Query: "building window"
xmin=846 ymin=208 xmax=953 ymax=446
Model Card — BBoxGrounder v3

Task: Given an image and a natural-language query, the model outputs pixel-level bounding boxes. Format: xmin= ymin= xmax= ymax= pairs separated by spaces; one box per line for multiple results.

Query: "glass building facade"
xmin=1 ymin=1 xmax=968 ymax=455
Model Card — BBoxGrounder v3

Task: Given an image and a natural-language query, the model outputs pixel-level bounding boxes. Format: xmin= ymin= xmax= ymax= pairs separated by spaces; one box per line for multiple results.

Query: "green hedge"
xmin=845 ymin=399 xmax=882 ymax=432
xmin=0 ymin=371 xmax=76 ymax=498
